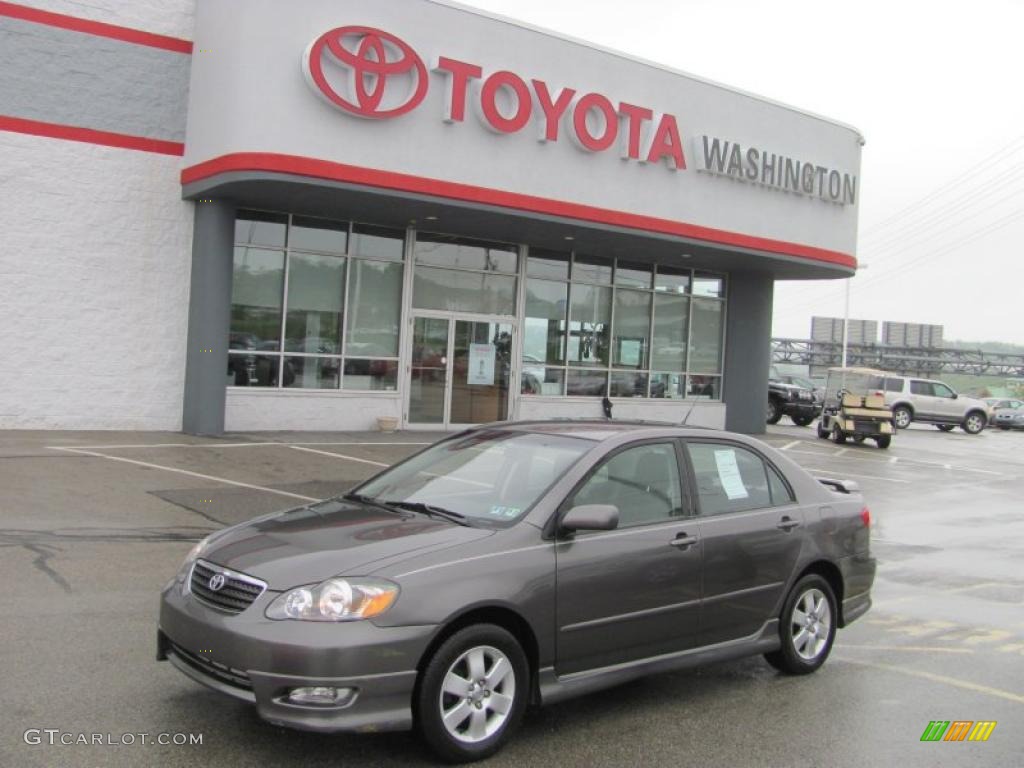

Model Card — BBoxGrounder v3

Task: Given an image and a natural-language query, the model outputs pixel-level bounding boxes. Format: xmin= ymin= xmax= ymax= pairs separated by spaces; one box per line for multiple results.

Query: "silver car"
xmin=158 ymin=421 xmax=875 ymax=762
xmin=881 ymin=375 xmax=989 ymax=434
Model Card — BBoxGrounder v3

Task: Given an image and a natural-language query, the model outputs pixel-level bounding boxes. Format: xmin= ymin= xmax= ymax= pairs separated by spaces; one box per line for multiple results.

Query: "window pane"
xmin=568 ymin=284 xmax=611 ymax=365
xmin=346 ymin=260 xmax=403 ymax=356
xmin=235 ymin=210 xmax=287 ymax=248
xmin=610 ymin=371 xmax=648 ymax=398
xmin=567 ymin=369 xmax=607 ymax=397
xmin=413 ymin=266 xmax=516 ymax=315
xmin=652 ymin=294 xmax=689 ymax=371
xmin=521 ymin=367 xmax=565 ymax=396
xmin=693 ymin=273 xmax=724 ymax=297
xmin=615 ymin=261 xmax=652 ymax=289
xmin=284 ymin=253 xmax=345 ymax=354
xmin=290 ymin=216 xmax=348 ymax=253
xmin=572 ymin=255 xmax=612 ymax=284
xmin=689 ymin=298 xmax=723 ymax=373
xmin=527 ymin=248 xmax=570 ymax=280
xmin=415 ymin=233 xmax=517 ymax=272
xmin=227 ymin=353 xmax=285 ymax=387
xmin=343 ymin=359 xmax=399 ymax=391
xmin=651 ymin=373 xmax=686 ymax=399
xmin=655 ymin=264 xmax=690 ymax=293
xmin=571 ymin=443 xmax=684 ymax=526
xmin=230 ymin=247 xmax=284 ymax=351
xmin=524 ymin=279 xmax=567 ymax=365
xmin=688 ymin=375 xmax=721 ymax=399
xmin=612 ymin=289 xmax=651 ymax=369
xmin=687 ymin=443 xmax=773 ymax=515
xmin=351 ymin=223 xmax=405 ymax=261
xmin=768 ymin=465 xmax=794 ymax=505
xmin=283 ymin=356 xmax=341 ymax=389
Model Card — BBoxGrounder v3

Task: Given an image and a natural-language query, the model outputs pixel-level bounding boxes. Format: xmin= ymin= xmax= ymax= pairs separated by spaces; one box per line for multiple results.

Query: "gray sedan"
xmin=158 ymin=421 xmax=875 ymax=762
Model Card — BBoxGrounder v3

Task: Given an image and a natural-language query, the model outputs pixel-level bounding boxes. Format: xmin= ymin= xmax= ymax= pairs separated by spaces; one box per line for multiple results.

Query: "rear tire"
xmin=962 ymin=411 xmax=986 ymax=435
xmin=892 ymin=406 xmax=912 ymax=429
xmin=415 ymin=625 xmax=529 ymax=763
xmin=764 ymin=574 xmax=837 ymax=675
xmin=876 ymin=435 xmax=891 ymax=449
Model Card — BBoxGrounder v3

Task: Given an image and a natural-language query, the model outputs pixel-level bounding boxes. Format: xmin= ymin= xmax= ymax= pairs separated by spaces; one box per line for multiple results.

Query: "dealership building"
xmin=0 ymin=0 xmax=861 ymax=435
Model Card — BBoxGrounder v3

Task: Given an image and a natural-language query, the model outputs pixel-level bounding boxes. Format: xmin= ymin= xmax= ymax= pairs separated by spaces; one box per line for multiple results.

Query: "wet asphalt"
xmin=0 ymin=423 xmax=1021 ymax=767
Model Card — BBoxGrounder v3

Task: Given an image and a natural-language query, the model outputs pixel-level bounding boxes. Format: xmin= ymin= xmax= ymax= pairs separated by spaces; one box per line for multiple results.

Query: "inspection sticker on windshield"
xmin=489 ymin=505 xmax=521 ymax=518
xmin=713 ymin=449 xmax=749 ymax=500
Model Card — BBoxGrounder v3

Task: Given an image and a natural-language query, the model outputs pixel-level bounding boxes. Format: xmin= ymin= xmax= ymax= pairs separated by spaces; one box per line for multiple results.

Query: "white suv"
xmin=881 ymin=375 xmax=989 ymax=434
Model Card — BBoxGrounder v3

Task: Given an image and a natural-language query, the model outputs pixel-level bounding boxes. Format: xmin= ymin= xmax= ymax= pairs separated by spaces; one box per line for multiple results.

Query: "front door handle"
xmin=776 ymin=516 xmax=801 ymax=532
xmin=670 ymin=533 xmax=698 ymax=550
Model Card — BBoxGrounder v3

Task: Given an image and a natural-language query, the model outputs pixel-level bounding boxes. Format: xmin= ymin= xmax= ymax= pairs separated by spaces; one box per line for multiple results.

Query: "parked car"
xmin=880 ymin=375 xmax=989 ymax=434
xmin=768 ymin=367 xmax=821 ymax=426
xmin=158 ymin=421 xmax=875 ymax=762
xmin=991 ymin=400 xmax=1024 ymax=430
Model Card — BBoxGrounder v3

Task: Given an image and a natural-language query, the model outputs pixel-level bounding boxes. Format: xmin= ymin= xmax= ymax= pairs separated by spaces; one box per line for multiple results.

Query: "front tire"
xmin=962 ymin=411 xmax=986 ymax=435
xmin=892 ymin=405 xmax=912 ymax=429
xmin=764 ymin=574 xmax=837 ymax=675
xmin=876 ymin=435 xmax=892 ymax=449
xmin=767 ymin=398 xmax=783 ymax=425
xmin=831 ymin=425 xmax=847 ymax=444
xmin=415 ymin=624 xmax=528 ymax=763
xmin=791 ymin=415 xmax=814 ymax=427
xmin=816 ymin=419 xmax=829 ymax=439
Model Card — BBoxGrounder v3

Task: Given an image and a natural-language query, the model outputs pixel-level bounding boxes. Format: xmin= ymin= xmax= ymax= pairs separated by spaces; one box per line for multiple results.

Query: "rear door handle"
xmin=670 ymin=533 xmax=698 ymax=550
xmin=776 ymin=516 xmax=801 ymax=532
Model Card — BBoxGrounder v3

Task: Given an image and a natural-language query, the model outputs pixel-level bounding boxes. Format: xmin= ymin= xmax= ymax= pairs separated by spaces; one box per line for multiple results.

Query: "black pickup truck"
xmin=768 ymin=370 xmax=821 ymax=426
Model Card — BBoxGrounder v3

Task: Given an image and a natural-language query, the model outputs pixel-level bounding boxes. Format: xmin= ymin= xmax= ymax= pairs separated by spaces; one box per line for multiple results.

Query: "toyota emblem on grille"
xmin=208 ymin=573 xmax=226 ymax=591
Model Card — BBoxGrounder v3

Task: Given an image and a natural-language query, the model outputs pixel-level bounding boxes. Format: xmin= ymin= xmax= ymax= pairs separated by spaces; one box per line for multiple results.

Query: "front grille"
xmin=169 ymin=641 xmax=252 ymax=691
xmin=189 ymin=559 xmax=265 ymax=614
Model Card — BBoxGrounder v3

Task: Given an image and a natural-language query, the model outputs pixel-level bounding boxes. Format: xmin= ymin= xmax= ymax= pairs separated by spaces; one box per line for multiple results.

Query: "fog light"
xmin=287 ymin=686 xmax=353 ymax=706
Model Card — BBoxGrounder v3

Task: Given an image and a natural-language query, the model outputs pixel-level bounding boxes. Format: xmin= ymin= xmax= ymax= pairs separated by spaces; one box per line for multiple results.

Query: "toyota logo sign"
xmin=208 ymin=573 xmax=226 ymax=592
xmin=303 ymin=26 xmax=428 ymax=119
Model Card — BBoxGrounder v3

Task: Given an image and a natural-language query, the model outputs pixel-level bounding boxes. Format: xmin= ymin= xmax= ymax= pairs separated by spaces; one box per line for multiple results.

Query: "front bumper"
xmin=782 ymin=401 xmax=821 ymax=418
xmin=157 ymin=583 xmax=435 ymax=733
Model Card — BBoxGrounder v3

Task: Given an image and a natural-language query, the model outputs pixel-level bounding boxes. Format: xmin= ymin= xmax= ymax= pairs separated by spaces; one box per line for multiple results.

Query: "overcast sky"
xmin=459 ymin=0 xmax=1024 ymax=345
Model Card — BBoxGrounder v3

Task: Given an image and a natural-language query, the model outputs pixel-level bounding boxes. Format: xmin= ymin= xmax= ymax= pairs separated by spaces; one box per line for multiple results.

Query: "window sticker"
xmin=488 ymin=505 xmax=521 ymax=518
xmin=713 ymin=449 xmax=749 ymax=500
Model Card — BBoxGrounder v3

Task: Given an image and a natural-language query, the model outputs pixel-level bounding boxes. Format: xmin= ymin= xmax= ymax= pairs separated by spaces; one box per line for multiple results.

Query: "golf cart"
xmin=817 ymin=367 xmax=895 ymax=449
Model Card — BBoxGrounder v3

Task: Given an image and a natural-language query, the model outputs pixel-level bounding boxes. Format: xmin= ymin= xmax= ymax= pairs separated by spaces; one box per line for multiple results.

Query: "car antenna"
xmin=680 ymin=394 xmax=699 ymax=426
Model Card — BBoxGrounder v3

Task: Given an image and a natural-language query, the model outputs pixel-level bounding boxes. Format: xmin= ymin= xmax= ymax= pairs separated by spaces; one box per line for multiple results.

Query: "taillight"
xmin=860 ymin=507 xmax=871 ymax=527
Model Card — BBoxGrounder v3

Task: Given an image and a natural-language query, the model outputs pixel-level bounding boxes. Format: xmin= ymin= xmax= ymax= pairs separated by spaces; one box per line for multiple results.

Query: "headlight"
xmin=265 ymin=578 xmax=399 ymax=622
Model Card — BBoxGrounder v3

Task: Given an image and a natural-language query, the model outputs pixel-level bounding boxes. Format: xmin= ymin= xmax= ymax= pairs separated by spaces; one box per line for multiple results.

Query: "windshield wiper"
xmin=382 ymin=501 xmax=472 ymax=527
xmin=342 ymin=492 xmax=413 ymax=518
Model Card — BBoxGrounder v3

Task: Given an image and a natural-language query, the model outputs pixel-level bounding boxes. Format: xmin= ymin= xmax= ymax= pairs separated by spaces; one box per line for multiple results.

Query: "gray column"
xmin=182 ymin=200 xmax=236 ymax=435
xmin=723 ymin=272 xmax=774 ymax=435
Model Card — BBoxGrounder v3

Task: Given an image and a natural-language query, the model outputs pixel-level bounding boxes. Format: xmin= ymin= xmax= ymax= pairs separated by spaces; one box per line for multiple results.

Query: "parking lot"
xmin=1 ymin=423 xmax=1021 ymax=766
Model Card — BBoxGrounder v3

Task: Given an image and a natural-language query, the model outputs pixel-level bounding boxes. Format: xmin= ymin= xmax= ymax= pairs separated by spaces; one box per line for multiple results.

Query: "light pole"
xmin=841 ymin=263 xmax=867 ymax=368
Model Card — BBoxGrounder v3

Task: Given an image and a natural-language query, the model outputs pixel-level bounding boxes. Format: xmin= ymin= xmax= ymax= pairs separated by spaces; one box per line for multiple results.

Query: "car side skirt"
xmin=538 ymin=620 xmax=780 ymax=705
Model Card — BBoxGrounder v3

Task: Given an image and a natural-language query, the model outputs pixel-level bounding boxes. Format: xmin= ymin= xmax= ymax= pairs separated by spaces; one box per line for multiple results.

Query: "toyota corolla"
xmin=158 ymin=421 xmax=874 ymax=762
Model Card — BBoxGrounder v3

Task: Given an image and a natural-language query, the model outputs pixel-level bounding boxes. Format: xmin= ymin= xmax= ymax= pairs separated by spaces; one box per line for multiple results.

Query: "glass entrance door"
xmin=407 ymin=315 xmax=513 ymax=428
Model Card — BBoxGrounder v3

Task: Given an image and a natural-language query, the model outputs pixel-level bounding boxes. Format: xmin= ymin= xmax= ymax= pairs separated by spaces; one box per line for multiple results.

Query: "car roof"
xmin=467 ymin=419 xmax=738 ymax=443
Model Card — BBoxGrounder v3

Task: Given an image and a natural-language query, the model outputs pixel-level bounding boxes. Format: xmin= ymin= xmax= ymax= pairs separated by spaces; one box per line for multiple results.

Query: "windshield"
xmin=353 ymin=429 xmax=593 ymax=526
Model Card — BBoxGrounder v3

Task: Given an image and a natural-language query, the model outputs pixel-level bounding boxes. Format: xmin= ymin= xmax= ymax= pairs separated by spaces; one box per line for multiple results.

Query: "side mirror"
xmin=951 ymin=393 xmax=958 ymax=399
xmin=561 ymin=504 xmax=619 ymax=533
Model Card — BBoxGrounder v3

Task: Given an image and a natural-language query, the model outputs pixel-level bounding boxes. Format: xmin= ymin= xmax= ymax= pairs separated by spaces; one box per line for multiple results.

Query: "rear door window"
xmin=884 ymin=377 xmax=903 ymax=392
xmin=910 ymin=380 xmax=934 ymax=396
xmin=686 ymin=443 xmax=774 ymax=515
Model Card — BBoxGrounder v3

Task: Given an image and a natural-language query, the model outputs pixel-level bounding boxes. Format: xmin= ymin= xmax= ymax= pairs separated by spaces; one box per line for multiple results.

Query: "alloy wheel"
xmin=438 ymin=645 xmax=516 ymax=744
xmin=790 ymin=588 xmax=832 ymax=661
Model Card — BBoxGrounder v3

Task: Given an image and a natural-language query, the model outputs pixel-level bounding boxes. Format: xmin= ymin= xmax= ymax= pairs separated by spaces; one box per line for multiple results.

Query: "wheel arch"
xmin=891 ymin=401 xmax=914 ymax=416
xmin=794 ymin=560 xmax=846 ymax=626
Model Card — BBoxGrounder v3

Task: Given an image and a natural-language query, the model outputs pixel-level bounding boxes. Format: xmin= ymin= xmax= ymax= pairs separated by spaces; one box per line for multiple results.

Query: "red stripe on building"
xmin=0 ymin=1 xmax=192 ymax=54
xmin=182 ymin=152 xmax=857 ymax=269
xmin=0 ymin=115 xmax=185 ymax=155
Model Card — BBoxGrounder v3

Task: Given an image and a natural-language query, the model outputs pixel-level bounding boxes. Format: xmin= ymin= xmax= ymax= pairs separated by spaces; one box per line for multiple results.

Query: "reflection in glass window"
xmin=227 ymin=353 xmax=291 ymax=387
xmin=650 ymin=373 xmax=686 ymax=399
xmin=689 ymin=298 xmax=723 ymax=373
xmin=687 ymin=443 xmax=773 ymax=515
xmin=283 ymin=356 xmax=341 ymax=389
xmin=567 ymin=368 xmax=607 ymax=397
xmin=615 ymin=261 xmax=652 ymax=289
xmin=688 ymin=375 xmax=721 ymax=399
xmin=284 ymin=253 xmax=345 ymax=354
xmin=413 ymin=266 xmax=517 ymax=315
xmin=289 ymin=216 xmax=348 ymax=253
xmin=527 ymin=249 xmax=570 ymax=280
xmin=693 ymin=273 xmax=724 ymax=297
xmin=655 ymin=265 xmax=691 ymax=294
xmin=415 ymin=233 xmax=517 ymax=272
xmin=524 ymin=279 xmax=567 ymax=365
xmin=235 ymin=210 xmax=287 ymax=248
xmin=346 ymin=260 xmax=403 ymax=357
xmin=572 ymin=255 xmax=612 ymax=284
xmin=651 ymin=294 xmax=689 ymax=371
xmin=350 ymin=223 xmax=405 ymax=261
xmin=568 ymin=284 xmax=611 ymax=366
xmin=610 ymin=371 xmax=649 ymax=398
xmin=612 ymin=289 xmax=651 ymax=369
xmin=343 ymin=359 xmax=399 ymax=391
xmin=521 ymin=367 xmax=565 ymax=396
xmin=230 ymin=248 xmax=284 ymax=351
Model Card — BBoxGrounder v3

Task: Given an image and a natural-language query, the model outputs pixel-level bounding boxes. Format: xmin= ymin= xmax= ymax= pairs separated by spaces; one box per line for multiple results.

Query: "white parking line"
xmin=804 ymin=467 xmax=910 ymax=484
xmin=780 ymin=440 xmax=802 ymax=451
xmin=837 ymin=658 xmax=1024 ymax=705
xmin=50 ymin=447 xmax=320 ymax=502
xmin=784 ymin=447 xmax=1003 ymax=476
xmin=289 ymin=446 xmax=390 ymax=467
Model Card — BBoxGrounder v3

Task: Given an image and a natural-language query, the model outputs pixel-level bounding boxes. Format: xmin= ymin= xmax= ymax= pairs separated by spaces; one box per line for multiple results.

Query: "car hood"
xmin=201 ymin=498 xmax=494 ymax=588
